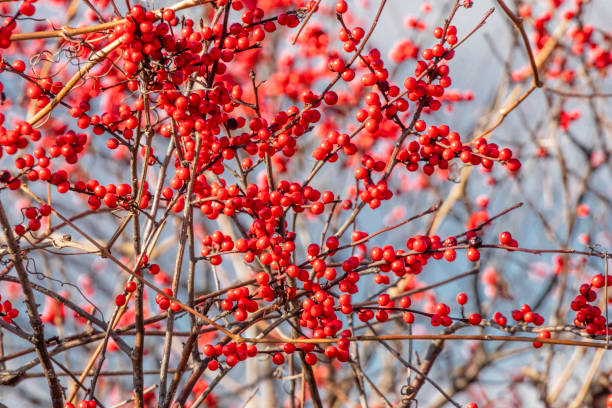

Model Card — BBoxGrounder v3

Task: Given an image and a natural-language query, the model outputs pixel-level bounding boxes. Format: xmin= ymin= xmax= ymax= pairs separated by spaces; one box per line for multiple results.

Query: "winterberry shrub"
xmin=0 ymin=0 xmax=611 ymax=407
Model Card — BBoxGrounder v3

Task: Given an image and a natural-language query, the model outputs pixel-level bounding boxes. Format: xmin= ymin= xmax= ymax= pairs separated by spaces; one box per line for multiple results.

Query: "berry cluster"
xmin=12 ymin=204 xmax=51 ymax=235
xmin=63 ymin=400 xmax=96 ymax=408
xmin=202 ymin=341 xmax=258 ymax=370
xmin=0 ymin=295 xmax=19 ymax=324
xmin=571 ymin=275 xmax=612 ymax=336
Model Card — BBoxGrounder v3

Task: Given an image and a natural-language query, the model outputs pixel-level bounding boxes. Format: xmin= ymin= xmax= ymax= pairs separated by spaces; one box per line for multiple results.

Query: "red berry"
xmin=125 ymin=281 xmax=137 ymax=292
xmin=272 ymin=352 xmax=285 ymax=365
xmin=468 ymin=313 xmax=482 ymax=325
xmin=256 ymin=271 xmax=270 ymax=285
xmin=499 ymin=231 xmax=512 ymax=246
xmin=162 ymin=9 xmax=175 ymax=21
xmin=444 ymin=248 xmax=456 ymax=261
xmin=304 ymin=352 xmax=318 ymax=365
xmin=335 ymin=0 xmax=347 ymax=13
xmin=324 ymin=345 xmax=338 ymax=359
xmin=456 ymin=293 xmax=468 ymax=305
xmin=403 ymin=311 xmax=414 ymax=324
xmin=466 ymin=247 xmax=480 ymax=262
xmin=115 ymin=294 xmax=126 ymax=306
xmin=591 ymin=274 xmax=606 ymax=288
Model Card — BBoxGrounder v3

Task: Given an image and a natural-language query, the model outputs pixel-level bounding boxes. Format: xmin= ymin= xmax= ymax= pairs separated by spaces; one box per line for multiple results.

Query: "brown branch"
xmin=20 ymin=186 xmax=240 ymax=340
xmin=496 ymin=0 xmax=542 ymax=87
xmin=163 ymin=328 xmax=200 ymax=407
xmin=130 ymin=108 xmax=145 ymax=408
xmin=248 ymin=334 xmax=612 ymax=349
xmin=399 ymin=326 xmax=458 ymax=407
xmin=0 ymin=275 xmax=132 ymax=355
xmin=544 ymin=86 xmax=612 ymax=98
xmin=291 ymin=3 xmax=319 ymax=45
xmin=478 ymin=82 xmax=537 ymax=139
xmin=0 ymin=200 xmax=63 ymax=408
xmin=299 ymin=352 xmax=323 ymax=408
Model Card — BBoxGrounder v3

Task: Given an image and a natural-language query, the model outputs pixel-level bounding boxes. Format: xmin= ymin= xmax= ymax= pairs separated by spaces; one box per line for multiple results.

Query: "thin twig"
xmin=0 ymin=200 xmax=63 ymax=408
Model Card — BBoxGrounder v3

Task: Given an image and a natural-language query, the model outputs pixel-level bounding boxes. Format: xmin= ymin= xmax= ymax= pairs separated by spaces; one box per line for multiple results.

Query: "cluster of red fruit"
xmin=369 ymin=238 xmax=433 ymax=277
xmin=0 ymin=11 xmax=16 ymax=49
xmin=64 ymin=400 xmax=96 ymax=408
xmin=399 ymin=124 xmax=520 ymax=175
xmin=297 ymin=287 xmax=343 ymax=333
xmin=568 ymin=24 xmax=611 ymax=70
xmin=0 ymin=119 xmax=41 ymax=181
xmin=488 ymin=303 xmax=550 ymax=348
xmin=35 ymin=176 xmax=140 ymax=212
xmin=13 ymin=204 xmax=51 ymax=235
xmin=83 ymin=180 xmax=134 ymax=211
xmin=353 ymin=156 xmax=393 ymax=209
xmin=34 ymin=130 xmax=87 ymax=169
xmin=202 ymin=340 xmax=258 ymax=371
xmin=509 ymin=304 xmax=552 ymax=348
xmin=196 ymin=184 xmax=337 ymax=267
xmin=0 ymin=295 xmax=19 ymax=324
xmin=391 ymin=24 xmax=521 ymax=174
xmin=102 ymin=4 xmax=316 ymax=162
xmin=153 ymin=287 xmax=177 ymax=311
xmin=498 ymin=230 xmax=518 ymax=248
xmin=200 ymin=229 xmax=235 ymax=265
xmin=354 ymin=61 xmax=397 ymax=126
xmin=22 ymin=72 xmax=66 ymax=112
xmin=429 ymin=301 xmax=454 ymax=327
xmin=220 ymin=286 xmax=259 ymax=321
xmin=571 ymin=274 xmax=612 ymax=336
xmin=275 ymin=331 xmax=353 ymax=366
xmin=510 ymin=304 xmax=545 ymax=326
xmin=311 ymin=129 xmax=358 ymax=163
